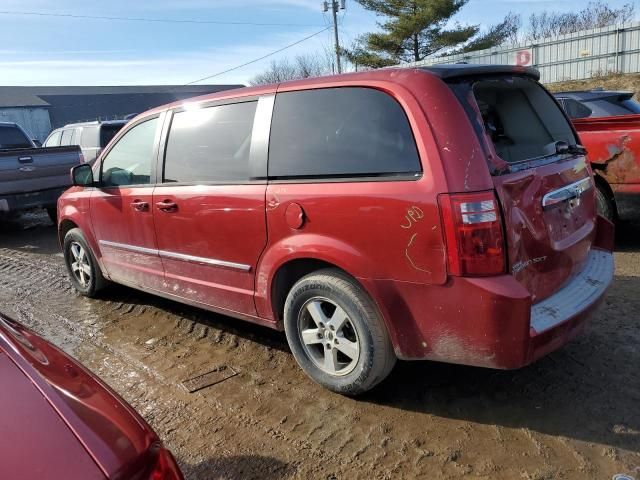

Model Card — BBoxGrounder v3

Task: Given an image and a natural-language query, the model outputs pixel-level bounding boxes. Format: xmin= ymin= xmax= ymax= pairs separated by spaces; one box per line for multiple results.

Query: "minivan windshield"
xmin=450 ymin=76 xmax=577 ymax=171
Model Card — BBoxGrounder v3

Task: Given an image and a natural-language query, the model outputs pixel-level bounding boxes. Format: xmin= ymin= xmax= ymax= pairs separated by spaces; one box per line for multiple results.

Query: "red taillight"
xmin=438 ymin=191 xmax=506 ymax=276
xmin=79 ymin=151 xmax=86 ymax=163
xmin=150 ymin=447 xmax=183 ymax=480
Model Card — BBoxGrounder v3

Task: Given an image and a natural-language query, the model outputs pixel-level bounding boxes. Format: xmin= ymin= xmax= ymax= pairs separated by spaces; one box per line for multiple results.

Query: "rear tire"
xmin=595 ymin=184 xmax=615 ymax=222
xmin=283 ymin=268 xmax=396 ymax=396
xmin=63 ymin=228 xmax=108 ymax=297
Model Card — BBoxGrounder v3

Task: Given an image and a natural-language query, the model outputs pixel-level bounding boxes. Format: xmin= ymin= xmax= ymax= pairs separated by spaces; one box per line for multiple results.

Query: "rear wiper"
xmin=543 ymin=141 xmax=587 ymax=156
xmin=567 ymin=144 xmax=587 ymax=155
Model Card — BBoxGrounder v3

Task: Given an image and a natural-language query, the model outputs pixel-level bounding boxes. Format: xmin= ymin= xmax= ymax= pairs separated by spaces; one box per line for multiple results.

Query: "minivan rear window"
xmin=268 ymin=87 xmax=421 ymax=179
xmin=452 ymin=76 xmax=577 ymax=167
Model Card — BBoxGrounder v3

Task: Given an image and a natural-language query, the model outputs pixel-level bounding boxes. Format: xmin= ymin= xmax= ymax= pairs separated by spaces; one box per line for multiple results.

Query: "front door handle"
xmin=131 ymin=200 xmax=149 ymax=212
xmin=156 ymin=200 xmax=178 ymax=212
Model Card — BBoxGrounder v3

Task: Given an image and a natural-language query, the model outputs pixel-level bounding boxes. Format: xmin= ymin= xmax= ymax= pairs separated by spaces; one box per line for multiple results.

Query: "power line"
xmin=0 ymin=10 xmax=323 ymax=27
xmin=180 ymin=26 xmax=332 ymax=86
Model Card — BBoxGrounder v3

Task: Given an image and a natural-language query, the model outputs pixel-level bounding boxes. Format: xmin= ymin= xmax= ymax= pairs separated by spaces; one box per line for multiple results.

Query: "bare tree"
xmin=524 ymin=1 xmax=635 ymax=42
xmin=250 ymin=51 xmax=338 ymax=86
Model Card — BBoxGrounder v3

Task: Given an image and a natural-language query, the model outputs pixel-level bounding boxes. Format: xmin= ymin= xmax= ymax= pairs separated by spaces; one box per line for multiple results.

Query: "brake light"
xmin=438 ymin=191 xmax=506 ymax=276
xmin=150 ymin=447 xmax=184 ymax=480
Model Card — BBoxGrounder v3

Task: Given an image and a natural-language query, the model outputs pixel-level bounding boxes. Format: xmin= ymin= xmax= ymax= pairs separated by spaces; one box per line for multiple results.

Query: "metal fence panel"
xmin=406 ymin=21 xmax=640 ymax=84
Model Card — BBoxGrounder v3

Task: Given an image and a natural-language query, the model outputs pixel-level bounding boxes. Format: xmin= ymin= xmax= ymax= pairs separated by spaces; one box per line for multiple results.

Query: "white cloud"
xmin=0 ymin=28 xmax=331 ymax=86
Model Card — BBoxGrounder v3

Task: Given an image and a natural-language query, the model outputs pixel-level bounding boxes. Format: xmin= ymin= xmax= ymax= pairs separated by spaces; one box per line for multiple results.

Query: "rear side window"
xmin=163 ymin=101 xmax=257 ymax=183
xmin=44 ymin=130 xmax=62 ymax=147
xmin=268 ymin=87 xmax=421 ymax=178
xmin=467 ymin=77 xmax=577 ymax=164
xmin=0 ymin=126 xmax=32 ymax=149
xmin=561 ymin=99 xmax=592 ymax=119
xmin=79 ymin=126 xmax=99 ymax=148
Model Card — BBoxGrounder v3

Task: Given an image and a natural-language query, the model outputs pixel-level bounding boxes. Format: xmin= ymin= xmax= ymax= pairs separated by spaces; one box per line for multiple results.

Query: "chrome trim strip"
xmin=542 ymin=177 xmax=593 ymax=209
xmin=99 ymin=239 xmax=158 ymax=256
xmin=98 ymin=240 xmax=251 ymax=272
xmin=158 ymin=250 xmax=251 ymax=272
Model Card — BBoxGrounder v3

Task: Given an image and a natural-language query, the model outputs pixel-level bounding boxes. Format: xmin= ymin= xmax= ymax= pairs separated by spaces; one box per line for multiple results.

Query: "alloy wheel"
xmin=297 ymin=296 xmax=360 ymax=376
xmin=69 ymin=242 xmax=92 ymax=288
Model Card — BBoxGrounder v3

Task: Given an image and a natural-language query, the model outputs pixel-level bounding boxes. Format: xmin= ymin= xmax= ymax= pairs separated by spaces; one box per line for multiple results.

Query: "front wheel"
xmin=46 ymin=207 xmax=57 ymax=225
xmin=63 ymin=228 xmax=108 ymax=297
xmin=283 ymin=269 xmax=396 ymax=396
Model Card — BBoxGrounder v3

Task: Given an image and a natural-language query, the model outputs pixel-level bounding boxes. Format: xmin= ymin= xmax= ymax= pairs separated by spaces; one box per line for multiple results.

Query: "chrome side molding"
xmin=98 ymin=240 xmax=251 ymax=272
xmin=542 ymin=177 xmax=592 ymax=210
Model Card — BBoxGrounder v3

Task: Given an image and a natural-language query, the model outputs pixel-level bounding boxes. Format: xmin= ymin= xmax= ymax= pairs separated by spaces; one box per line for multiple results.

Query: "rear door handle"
xmin=131 ymin=200 xmax=149 ymax=212
xmin=156 ymin=200 xmax=178 ymax=212
xmin=18 ymin=156 xmax=33 ymax=163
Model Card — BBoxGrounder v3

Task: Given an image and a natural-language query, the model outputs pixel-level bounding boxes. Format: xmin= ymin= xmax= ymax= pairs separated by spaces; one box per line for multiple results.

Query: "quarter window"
xmin=268 ymin=87 xmax=421 ymax=178
xmin=163 ymin=101 xmax=258 ymax=183
xmin=101 ymin=118 xmax=158 ymax=187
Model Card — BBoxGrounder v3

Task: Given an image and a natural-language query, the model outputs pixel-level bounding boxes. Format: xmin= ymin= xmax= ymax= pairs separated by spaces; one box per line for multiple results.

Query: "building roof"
xmin=0 ymin=84 xmax=242 ymax=108
xmin=0 ymin=84 xmax=244 ymax=130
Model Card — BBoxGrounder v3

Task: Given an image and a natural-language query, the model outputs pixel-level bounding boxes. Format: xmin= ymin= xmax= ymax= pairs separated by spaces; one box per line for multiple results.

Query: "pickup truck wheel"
xmin=63 ymin=228 xmax=107 ymax=297
xmin=283 ymin=269 xmax=396 ymax=396
xmin=46 ymin=208 xmax=57 ymax=225
xmin=595 ymin=185 xmax=615 ymax=222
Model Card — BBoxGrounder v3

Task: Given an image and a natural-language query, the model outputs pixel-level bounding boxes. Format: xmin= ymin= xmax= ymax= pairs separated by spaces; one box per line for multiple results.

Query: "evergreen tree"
xmin=349 ymin=0 xmax=518 ymax=68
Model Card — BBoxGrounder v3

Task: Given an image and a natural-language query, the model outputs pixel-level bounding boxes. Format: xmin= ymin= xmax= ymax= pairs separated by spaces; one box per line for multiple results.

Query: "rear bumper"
xmin=368 ymin=246 xmax=614 ymax=368
xmin=0 ymin=187 xmax=66 ymax=213
xmin=526 ymin=249 xmax=613 ymax=364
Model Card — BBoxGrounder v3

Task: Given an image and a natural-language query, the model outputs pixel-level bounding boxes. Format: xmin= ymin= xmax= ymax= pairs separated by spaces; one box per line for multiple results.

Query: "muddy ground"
xmin=0 ymin=211 xmax=638 ymax=480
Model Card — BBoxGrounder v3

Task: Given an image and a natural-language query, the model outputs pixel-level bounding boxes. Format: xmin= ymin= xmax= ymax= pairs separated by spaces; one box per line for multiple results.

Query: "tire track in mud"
xmin=1 ymin=240 xmax=639 ymax=479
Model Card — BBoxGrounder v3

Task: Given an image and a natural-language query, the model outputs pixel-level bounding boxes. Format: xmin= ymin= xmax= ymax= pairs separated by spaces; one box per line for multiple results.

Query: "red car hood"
xmin=0 ymin=315 xmax=158 ymax=480
xmin=0 ymin=350 xmax=105 ymax=479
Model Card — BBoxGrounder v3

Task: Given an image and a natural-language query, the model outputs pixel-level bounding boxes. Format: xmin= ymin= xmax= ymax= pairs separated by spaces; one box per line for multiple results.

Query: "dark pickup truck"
xmin=0 ymin=122 xmax=82 ymax=222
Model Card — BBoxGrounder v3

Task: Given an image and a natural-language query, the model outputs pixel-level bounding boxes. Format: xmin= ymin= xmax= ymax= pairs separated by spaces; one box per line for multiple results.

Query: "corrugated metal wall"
xmin=406 ymin=21 xmax=640 ymax=84
xmin=0 ymin=108 xmax=52 ymax=142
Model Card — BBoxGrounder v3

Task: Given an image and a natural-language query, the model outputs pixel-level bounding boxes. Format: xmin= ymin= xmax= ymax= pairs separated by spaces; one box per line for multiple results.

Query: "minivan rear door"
xmin=450 ymin=75 xmax=596 ymax=303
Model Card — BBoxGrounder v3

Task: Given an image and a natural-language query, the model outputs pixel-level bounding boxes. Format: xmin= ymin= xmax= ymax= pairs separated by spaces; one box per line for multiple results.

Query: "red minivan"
xmin=58 ymin=65 xmax=615 ymax=395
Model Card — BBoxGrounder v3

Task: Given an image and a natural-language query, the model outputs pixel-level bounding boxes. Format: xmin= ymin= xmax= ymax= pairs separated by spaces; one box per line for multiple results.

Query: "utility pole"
xmin=322 ymin=1 xmax=345 ymax=74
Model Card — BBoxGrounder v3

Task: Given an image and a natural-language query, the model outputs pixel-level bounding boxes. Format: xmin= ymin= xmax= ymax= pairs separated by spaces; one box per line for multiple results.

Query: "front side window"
xmin=60 ymin=129 xmax=75 ymax=146
xmin=163 ymin=101 xmax=257 ymax=183
xmin=268 ymin=87 xmax=421 ymax=178
xmin=101 ymin=118 xmax=158 ymax=187
xmin=44 ymin=130 xmax=62 ymax=147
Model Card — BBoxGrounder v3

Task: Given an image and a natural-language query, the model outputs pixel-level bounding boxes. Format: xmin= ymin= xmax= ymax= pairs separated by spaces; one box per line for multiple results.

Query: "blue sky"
xmin=0 ymin=0 xmax=636 ymax=86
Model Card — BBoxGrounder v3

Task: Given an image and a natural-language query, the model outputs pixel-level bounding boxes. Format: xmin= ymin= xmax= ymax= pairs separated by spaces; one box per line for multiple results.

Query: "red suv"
xmin=58 ymin=65 xmax=614 ymax=395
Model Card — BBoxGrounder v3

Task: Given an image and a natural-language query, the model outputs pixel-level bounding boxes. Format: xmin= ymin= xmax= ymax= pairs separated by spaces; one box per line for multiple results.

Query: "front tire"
xmin=63 ymin=228 xmax=107 ymax=297
xmin=283 ymin=269 xmax=396 ymax=395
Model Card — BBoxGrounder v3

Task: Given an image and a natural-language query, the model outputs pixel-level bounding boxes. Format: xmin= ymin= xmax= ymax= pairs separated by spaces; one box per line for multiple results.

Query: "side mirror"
xmin=71 ymin=164 xmax=94 ymax=186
